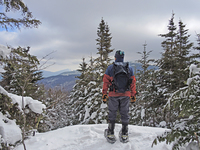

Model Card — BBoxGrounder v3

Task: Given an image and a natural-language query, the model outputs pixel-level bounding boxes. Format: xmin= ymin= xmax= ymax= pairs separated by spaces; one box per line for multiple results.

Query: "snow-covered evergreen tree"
xmin=0 ymin=45 xmax=47 ymax=149
xmin=69 ymin=57 xmax=109 ymax=124
xmin=0 ymin=46 xmax=44 ymax=100
xmin=69 ymin=18 xmax=114 ymax=125
xmin=77 ymin=55 xmax=108 ymax=124
xmin=173 ymin=19 xmax=193 ymax=89
xmin=153 ymin=64 xmax=200 ymax=150
xmin=68 ymin=58 xmax=89 ymax=124
xmin=41 ymin=87 xmax=70 ymax=131
xmin=153 ymin=32 xmax=200 ymax=149
xmin=156 ymin=13 xmax=193 ymax=127
xmin=191 ymin=33 xmax=200 ymax=64
xmin=130 ymin=42 xmax=161 ymax=126
xmin=95 ymin=18 xmax=114 ymax=77
xmin=158 ymin=13 xmax=178 ymax=93
xmin=0 ymin=46 xmax=46 ymax=132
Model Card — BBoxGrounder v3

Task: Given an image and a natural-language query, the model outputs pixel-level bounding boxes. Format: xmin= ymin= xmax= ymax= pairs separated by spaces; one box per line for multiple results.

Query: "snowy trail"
xmin=14 ymin=124 xmax=173 ymax=150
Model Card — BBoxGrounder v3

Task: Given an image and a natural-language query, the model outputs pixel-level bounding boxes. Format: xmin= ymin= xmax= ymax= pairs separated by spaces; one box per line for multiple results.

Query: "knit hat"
xmin=115 ymin=50 xmax=124 ymax=62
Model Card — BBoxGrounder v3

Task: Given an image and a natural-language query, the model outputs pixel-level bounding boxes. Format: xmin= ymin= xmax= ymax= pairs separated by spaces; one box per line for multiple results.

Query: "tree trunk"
xmin=22 ymin=92 xmax=26 ymax=150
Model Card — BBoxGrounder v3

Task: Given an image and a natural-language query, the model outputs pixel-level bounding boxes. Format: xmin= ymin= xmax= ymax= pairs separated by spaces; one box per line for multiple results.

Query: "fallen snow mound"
xmin=14 ymin=124 xmax=174 ymax=150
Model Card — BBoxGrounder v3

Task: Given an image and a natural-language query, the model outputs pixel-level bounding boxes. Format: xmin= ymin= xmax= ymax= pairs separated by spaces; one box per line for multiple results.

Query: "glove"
xmin=102 ymin=94 xmax=108 ymax=103
xmin=130 ymin=96 xmax=136 ymax=103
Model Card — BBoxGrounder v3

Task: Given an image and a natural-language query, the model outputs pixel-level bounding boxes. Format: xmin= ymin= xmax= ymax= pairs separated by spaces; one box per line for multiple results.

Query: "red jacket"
xmin=102 ymin=63 xmax=136 ymax=97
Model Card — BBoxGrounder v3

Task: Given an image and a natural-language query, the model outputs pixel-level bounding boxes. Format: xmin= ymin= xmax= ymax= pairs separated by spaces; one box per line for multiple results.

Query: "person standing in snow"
xmin=102 ymin=50 xmax=136 ymax=143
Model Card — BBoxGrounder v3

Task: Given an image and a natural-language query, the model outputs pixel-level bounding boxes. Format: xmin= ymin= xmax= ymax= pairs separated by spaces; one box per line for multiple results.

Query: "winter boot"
xmin=119 ymin=123 xmax=129 ymax=143
xmin=104 ymin=121 xmax=116 ymax=143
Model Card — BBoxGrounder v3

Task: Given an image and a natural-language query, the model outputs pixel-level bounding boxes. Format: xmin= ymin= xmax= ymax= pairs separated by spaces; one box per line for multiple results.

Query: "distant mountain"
xmin=39 ymin=63 xmax=158 ymax=92
xmin=129 ymin=62 xmax=158 ymax=73
xmin=38 ymin=70 xmax=81 ymax=91
xmin=42 ymin=69 xmax=71 ymax=78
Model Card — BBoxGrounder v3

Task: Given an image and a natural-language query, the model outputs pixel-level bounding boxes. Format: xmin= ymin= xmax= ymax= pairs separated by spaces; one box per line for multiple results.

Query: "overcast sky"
xmin=0 ymin=0 xmax=200 ymax=72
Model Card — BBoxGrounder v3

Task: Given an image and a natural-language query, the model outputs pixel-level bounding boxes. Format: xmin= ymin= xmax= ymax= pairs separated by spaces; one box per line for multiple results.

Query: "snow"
xmin=187 ymin=77 xmax=193 ymax=85
xmin=189 ymin=64 xmax=200 ymax=76
xmin=0 ymin=44 xmax=10 ymax=58
xmin=0 ymin=112 xmax=22 ymax=145
xmin=141 ymin=108 xmax=145 ymax=119
xmin=14 ymin=124 xmax=175 ymax=150
xmin=91 ymin=112 xmax=97 ymax=119
xmin=0 ymin=86 xmax=46 ymax=114
xmin=159 ymin=121 xmax=167 ymax=127
xmin=0 ymin=86 xmax=46 ymax=145
xmin=0 ymin=44 xmax=10 ymax=73
xmin=186 ymin=142 xmax=199 ymax=150
xmin=84 ymin=105 xmax=90 ymax=121
xmin=89 ymin=81 xmax=96 ymax=85
xmin=100 ymin=103 xmax=107 ymax=109
xmin=187 ymin=64 xmax=200 ymax=85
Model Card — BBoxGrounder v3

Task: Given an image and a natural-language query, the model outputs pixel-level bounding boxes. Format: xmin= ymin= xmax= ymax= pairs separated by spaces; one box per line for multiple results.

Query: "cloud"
xmin=1 ymin=0 xmax=200 ymax=71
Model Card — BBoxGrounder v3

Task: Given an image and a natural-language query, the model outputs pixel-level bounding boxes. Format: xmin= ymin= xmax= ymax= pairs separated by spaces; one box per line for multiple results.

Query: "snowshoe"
xmin=104 ymin=129 xmax=116 ymax=144
xmin=119 ymin=129 xmax=129 ymax=143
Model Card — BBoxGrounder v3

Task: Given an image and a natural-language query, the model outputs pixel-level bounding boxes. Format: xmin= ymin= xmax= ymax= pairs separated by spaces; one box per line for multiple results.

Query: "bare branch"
xmin=37 ymin=50 xmax=56 ymax=71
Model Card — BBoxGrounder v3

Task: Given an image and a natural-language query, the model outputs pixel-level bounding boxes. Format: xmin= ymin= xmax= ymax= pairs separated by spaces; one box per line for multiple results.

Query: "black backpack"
xmin=111 ymin=62 xmax=133 ymax=93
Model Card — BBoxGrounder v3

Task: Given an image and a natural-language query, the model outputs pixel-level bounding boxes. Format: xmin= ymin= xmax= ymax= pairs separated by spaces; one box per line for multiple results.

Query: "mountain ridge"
xmin=38 ymin=70 xmax=80 ymax=91
xmin=42 ymin=69 xmax=72 ymax=78
xmin=39 ymin=62 xmax=158 ymax=91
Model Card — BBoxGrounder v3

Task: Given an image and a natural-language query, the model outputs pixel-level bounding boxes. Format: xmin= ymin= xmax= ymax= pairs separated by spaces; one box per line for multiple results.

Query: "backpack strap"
xmin=124 ymin=62 xmax=132 ymax=91
xmin=111 ymin=62 xmax=117 ymax=92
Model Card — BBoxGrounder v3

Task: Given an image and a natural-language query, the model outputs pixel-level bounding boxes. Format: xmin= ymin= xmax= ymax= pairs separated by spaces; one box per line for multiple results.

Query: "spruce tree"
xmin=174 ymin=19 xmax=193 ymax=89
xmin=136 ymin=42 xmax=154 ymax=93
xmin=194 ymin=33 xmax=200 ymax=52
xmin=0 ymin=47 xmax=46 ymax=149
xmin=156 ymin=13 xmax=178 ymax=127
xmin=87 ymin=55 xmax=96 ymax=81
xmin=153 ymin=64 xmax=200 ymax=150
xmin=158 ymin=13 xmax=178 ymax=92
xmin=42 ymin=87 xmax=70 ymax=131
xmin=68 ymin=58 xmax=89 ymax=124
xmin=158 ymin=14 xmax=193 ymax=92
xmin=130 ymin=42 xmax=160 ymax=126
xmin=69 ymin=18 xmax=114 ymax=125
xmin=0 ymin=0 xmax=41 ymax=30
xmin=69 ymin=56 xmax=108 ymax=124
xmin=77 ymin=57 xmax=87 ymax=80
xmin=82 ymin=18 xmax=114 ymax=123
xmin=0 ymin=47 xmax=45 ymax=146
xmin=191 ymin=33 xmax=200 ymax=64
xmin=77 ymin=18 xmax=114 ymax=124
xmin=0 ymin=46 xmax=44 ymax=100
xmin=156 ymin=14 xmax=194 ymax=127
xmin=95 ymin=18 xmax=114 ymax=77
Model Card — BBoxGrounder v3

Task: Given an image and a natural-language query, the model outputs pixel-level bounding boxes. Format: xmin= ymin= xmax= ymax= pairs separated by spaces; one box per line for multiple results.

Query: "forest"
xmin=0 ymin=0 xmax=200 ymax=150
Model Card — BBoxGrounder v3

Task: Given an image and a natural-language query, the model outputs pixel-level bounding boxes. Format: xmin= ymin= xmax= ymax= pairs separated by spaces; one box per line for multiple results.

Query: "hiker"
xmin=102 ymin=50 xmax=136 ymax=143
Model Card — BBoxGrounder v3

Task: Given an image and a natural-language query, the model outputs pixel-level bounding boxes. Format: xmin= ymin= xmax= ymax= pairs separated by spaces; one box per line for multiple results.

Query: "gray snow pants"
xmin=108 ymin=96 xmax=130 ymax=124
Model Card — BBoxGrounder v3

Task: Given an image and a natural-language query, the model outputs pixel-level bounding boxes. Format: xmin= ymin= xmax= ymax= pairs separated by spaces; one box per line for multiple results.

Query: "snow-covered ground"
xmin=14 ymin=124 xmax=175 ymax=150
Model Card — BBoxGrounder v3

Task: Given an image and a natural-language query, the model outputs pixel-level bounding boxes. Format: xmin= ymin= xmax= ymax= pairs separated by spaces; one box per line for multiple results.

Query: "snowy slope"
xmin=14 ymin=124 xmax=175 ymax=150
